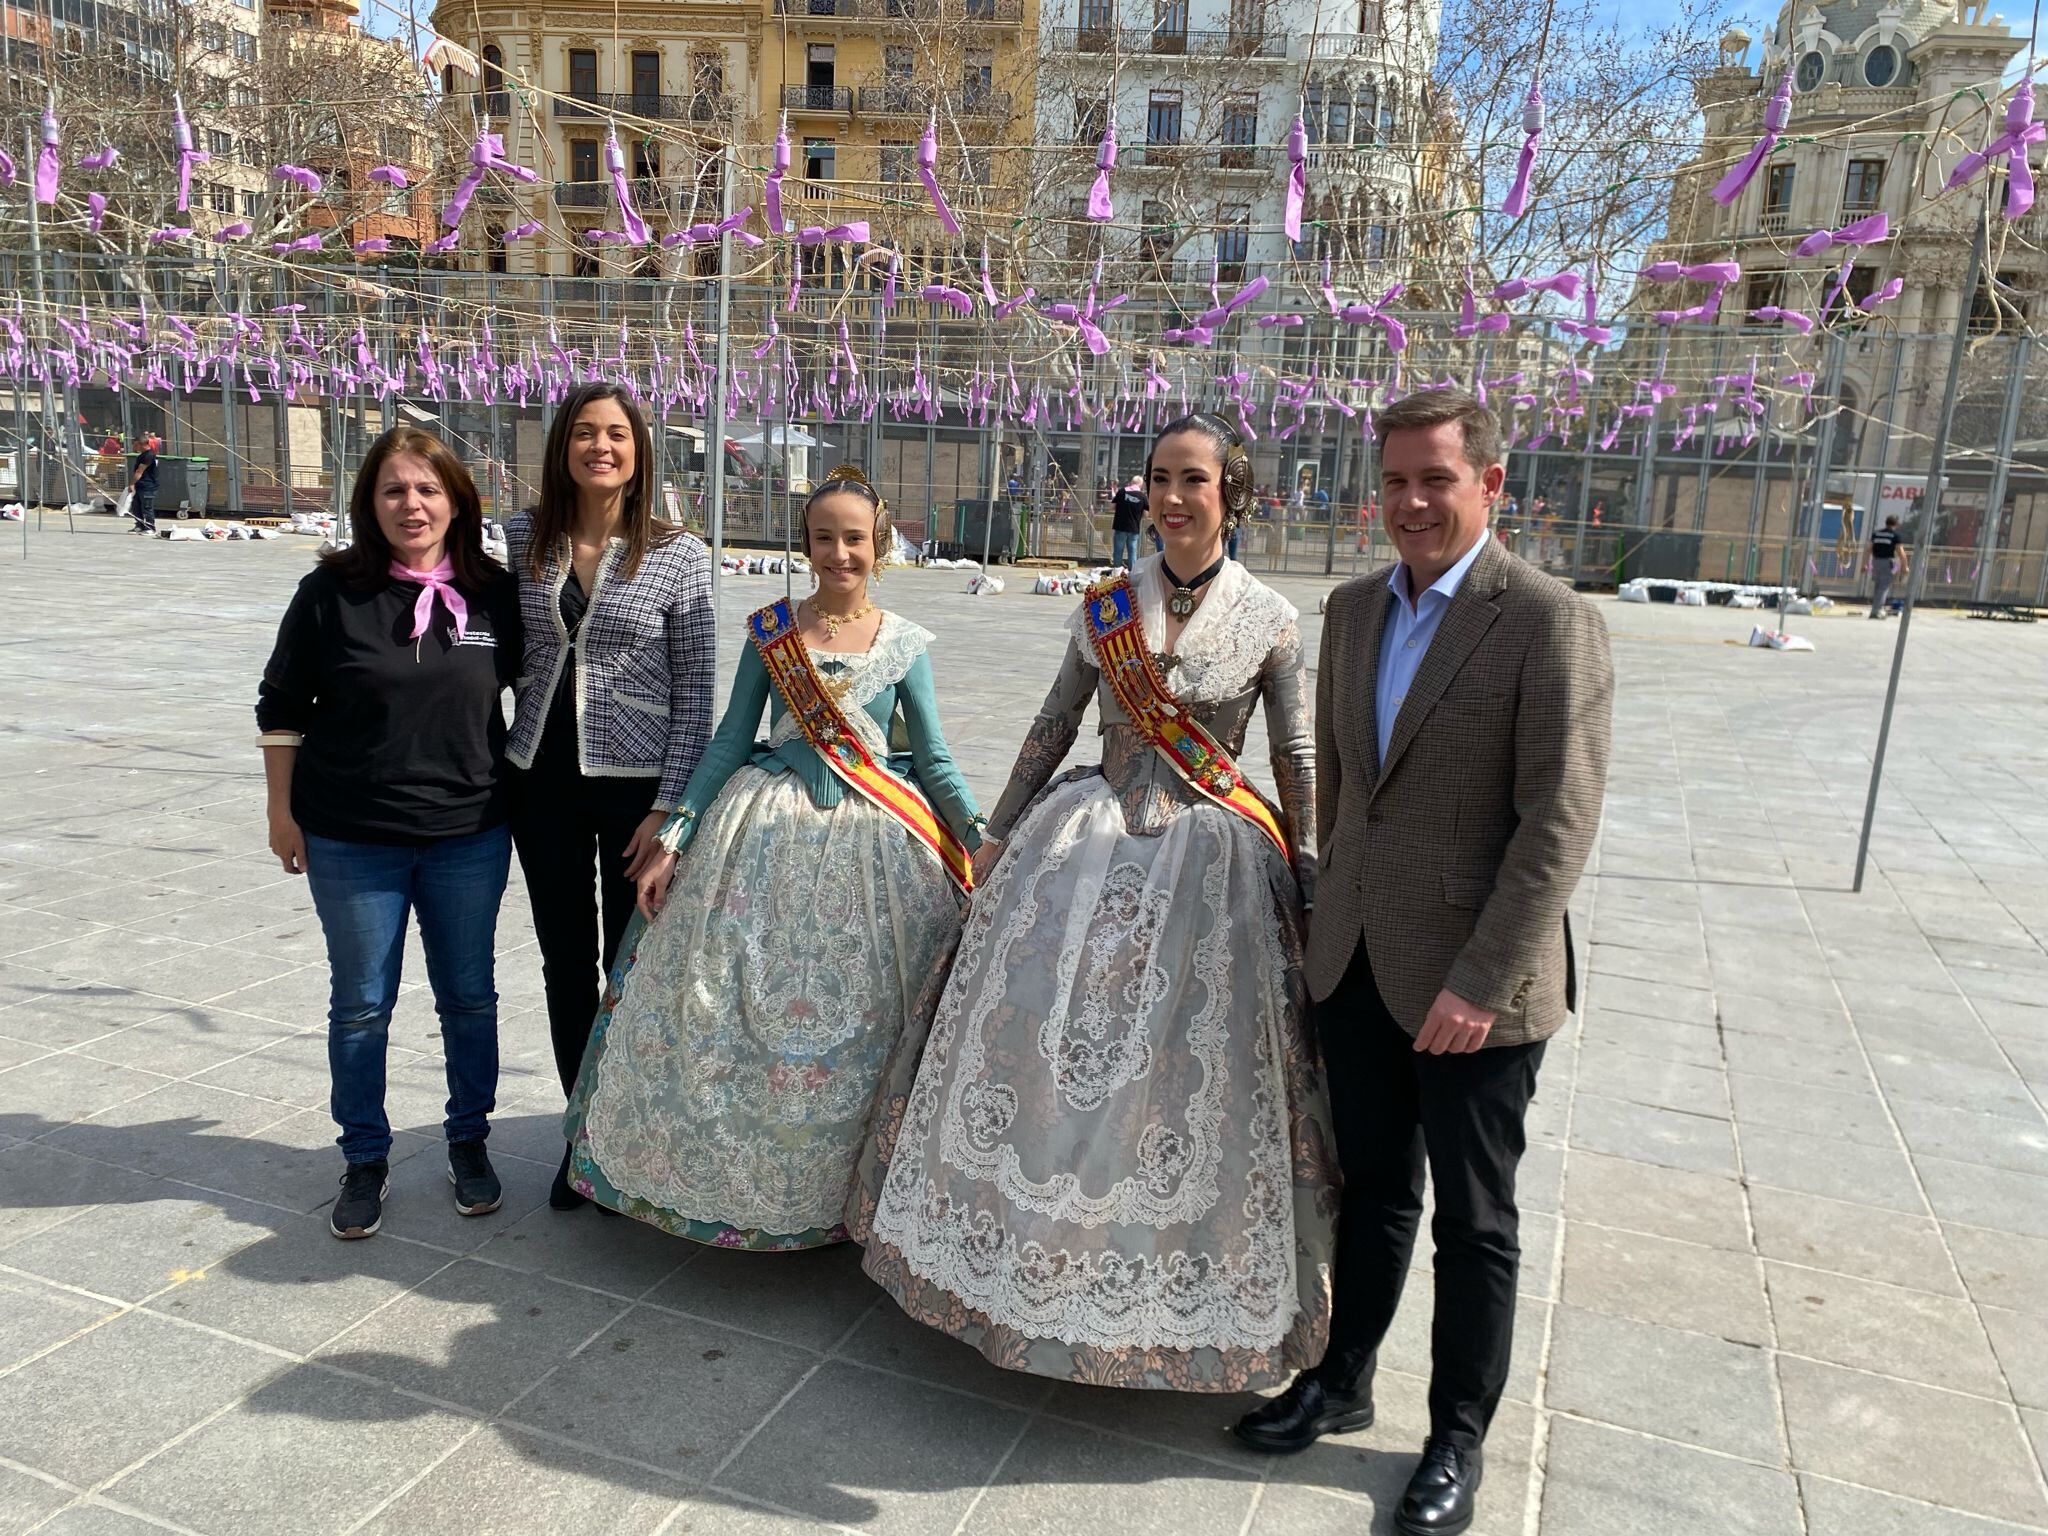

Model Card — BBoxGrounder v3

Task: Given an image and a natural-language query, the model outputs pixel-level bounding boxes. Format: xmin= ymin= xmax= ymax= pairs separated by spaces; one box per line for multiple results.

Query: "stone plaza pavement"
xmin=1 ymin=518 xmax=2045 ymax=1536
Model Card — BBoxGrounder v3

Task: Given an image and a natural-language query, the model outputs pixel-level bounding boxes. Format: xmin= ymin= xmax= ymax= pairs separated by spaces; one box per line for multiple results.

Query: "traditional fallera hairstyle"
xmin=1372 ymin=388 xmax=1505 ymax=475
xmin=526 ymin=380 xmax=675 ymax=583
xmin=801 ymin=462 xmax=893 ymax=553
xmin=1148 ymin=411 xmax=1256 ymax=530
xmin=325 ymin=426 xmax=500 ymax=591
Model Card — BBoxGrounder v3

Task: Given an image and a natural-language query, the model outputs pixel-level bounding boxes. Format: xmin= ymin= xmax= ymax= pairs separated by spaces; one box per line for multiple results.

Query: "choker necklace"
xmin=1160 ymin=555 xmax=1226 ymax=621
xmin=804 ymin=595 xmax=876 ymax=642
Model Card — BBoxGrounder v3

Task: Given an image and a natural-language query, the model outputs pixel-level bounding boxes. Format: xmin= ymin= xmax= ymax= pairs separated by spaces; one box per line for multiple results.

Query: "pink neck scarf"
xmin=389 ymin=557 xmax=467 ymax=642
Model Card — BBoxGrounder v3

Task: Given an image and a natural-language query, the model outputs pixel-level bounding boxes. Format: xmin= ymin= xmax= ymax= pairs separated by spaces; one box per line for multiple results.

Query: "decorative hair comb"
xmin=822 ymin=462 xmax=876 ymax=493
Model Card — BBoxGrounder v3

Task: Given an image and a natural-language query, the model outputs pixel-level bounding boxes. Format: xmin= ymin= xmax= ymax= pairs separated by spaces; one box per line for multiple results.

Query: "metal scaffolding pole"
xmin=706 ymin=143 xmax=735 ymax=613
xmin=1853 ymin=211 xmax=1986 ymax=893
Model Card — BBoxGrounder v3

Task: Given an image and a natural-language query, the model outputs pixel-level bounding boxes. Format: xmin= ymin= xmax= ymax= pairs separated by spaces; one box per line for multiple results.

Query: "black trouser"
xmin=508 ymin=752 xmax=658 ymax=1095
xmin=131 ymin=490 xmax=157 ymax=531
xmin=1313 ymin=950 xmax=1546 ymax=1450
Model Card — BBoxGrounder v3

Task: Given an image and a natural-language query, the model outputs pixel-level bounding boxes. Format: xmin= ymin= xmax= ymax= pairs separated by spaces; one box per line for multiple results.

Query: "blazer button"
xmin=1366 ymin=812 xmax=1383 ymax=827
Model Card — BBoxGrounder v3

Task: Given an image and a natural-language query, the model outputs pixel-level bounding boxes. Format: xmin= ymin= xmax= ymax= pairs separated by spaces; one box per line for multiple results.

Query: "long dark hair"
xmin=1148 ymin=412 xmax=1256 ymax=529
xmin=324 ymin=427 xmax=500 ymax=590
xmin=526 ymin=381 xmax=674 ymax=582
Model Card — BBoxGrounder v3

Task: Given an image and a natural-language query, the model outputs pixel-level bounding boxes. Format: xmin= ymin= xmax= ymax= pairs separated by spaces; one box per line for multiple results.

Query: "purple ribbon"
xmin=1748 ymin=305 xmax=1816 ymax=334
xmin=604 ymin=132 xmax=650 ymax=245
xmin=77 ymin=145 xmax=117 ymax=171
xmin=367 ymin=165 xmax=409 ymax=187
xmin=1641 ymin=259 xmax=1741 ymax=285
xmin=34 ymin=102 xmax=59 ymax=206
xmin=214 ymin=221 xmax=251 ymax=240
xmin=1283 ymin=115 xmax=1307 ymax=242
xmin=272 ymin=164 xmax=324 ymax=194
xmin=1794 ymin=210 xmax=1888 ymax=257
xmin=796 ymin=221 xmax=868 ymax=245
xmin=1712 ymin=70 xmax=1791 ymax=206
xmin=767 ymin=119 xmax=789 ymax=235
xmin=1492 ymin=268 xmax=1581 ymax=303
xmin=1502 ymin=79 xmax=1543 ymax=218
xmin=1088 ymin=121 xmax=1116 ymax=221
xmin=917 ymin=115 xmax=961 ymax=235
xmin=86 ymin=191 xmax=106 ymax=232
xmin=505 ymin=219 xmax=544 ymax=241
xmin=1455 ymin=280 xmax=1510 ymax=337
xmin=1945 ymin=77 xmax=2045 ymax=217
xmin=171 ymin=94 xmax=208 ymax=212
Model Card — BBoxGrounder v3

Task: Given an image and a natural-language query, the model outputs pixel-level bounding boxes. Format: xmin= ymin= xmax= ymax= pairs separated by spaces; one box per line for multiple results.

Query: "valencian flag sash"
xmin=1080 ymin=574 xmax=1291 ymax=860
xmin=747 ymin=599 xmax=974 ymax=893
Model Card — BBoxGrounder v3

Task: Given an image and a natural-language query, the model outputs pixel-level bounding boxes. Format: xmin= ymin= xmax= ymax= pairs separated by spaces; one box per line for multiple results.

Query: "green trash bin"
xmin=151 ymin=456 xmax=211 ymax=517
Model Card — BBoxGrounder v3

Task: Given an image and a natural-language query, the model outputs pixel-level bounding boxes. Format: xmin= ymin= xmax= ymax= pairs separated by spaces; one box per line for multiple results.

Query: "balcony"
xmin=858 ymin=84 xmax=1010 ymax=118
xmin=553 ymin=91 xmax=735 ymax=122
xmin=552 ymin=178 xmax=667 ymax=211
xmin=782 ymin=84 xmax=854 ymax=114
xmin=1052 ymin=25 xmax=1284 ymax=58
xmin=1760 ymin=207 xmax=1791 ymax=235
xmin=773 ymin=0 xmax=1022 ymax=16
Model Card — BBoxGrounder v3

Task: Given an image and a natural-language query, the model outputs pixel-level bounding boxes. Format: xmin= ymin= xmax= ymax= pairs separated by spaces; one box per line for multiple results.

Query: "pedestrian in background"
xmin=128 ymin=433 xmax=160 ymax=534
xmin=257 ymin=427 xmax=521 ymax=1240
xmin=1110 ymin=472 xmax=1146 ymax=569
xmin=1869 ymin=513 xmax=1908 ymax=618
xmin=1239 ymin=390 xmax=1612 ymax=1536
xmin=503 ymin=381 xmax=717 ymax=1214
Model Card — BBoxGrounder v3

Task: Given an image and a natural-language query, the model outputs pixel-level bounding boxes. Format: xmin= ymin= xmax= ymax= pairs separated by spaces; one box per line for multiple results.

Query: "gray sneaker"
xmin=447 ymin=1140 xmax=502 ymax=1217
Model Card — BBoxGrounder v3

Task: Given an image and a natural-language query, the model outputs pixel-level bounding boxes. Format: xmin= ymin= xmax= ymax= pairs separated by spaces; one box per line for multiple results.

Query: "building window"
xmin=208 ymin=185 xmax=235 ymax=215
xmin=380 ymin=127 xmax=416 ymax=164
xmin=207 ymin=129 xmax=234 ymax=157
xmin=1221 ymin=94 xmax=1257 ymax=166
xmin=881 ymin=140 xmax=913 ymax=180
xmin=199 ymin=21 xmax=226 ymax=51
xmin=1325 ymin=88 xmax=1351 ymax=145
xmin=1303 ymin=84 xmax=1324 ymax=142
xmin=963 ymin=49 xmax=993 ymax=103
xmin=1355 ymin=80 xmax=1378 ymax=144
xmin=1078 ymin=0 xmax=1113 ymax=34
xmin=481 ymin=43 xmax=506 ymax=113
xmin=232 ymin=30 xmax=255 ymax=61
xmin=807 ymin=44 xmax=835 ymax=89
xmin=232 ymin=83 xmax=258 ymax=107
xmin=487 ymin=229 xmax=508 ymax=274
xmin=570 ymin=247 xmax=599 ymax=279
xmin=805 ymin=138 xmax=835 ymax=180
xmin=241 ymin=188 xmax=262 ymax=217
xmin=1795 ymin=49 xmax=1825 ymax=91
xmin=1146 ymin=90 xmax=1183 ymax=145
xmin=1228 ymin=0 xmax=1263 ymax=39
xmin=632 ymin=140 xmax=659 ymax=180
xmin=1744 ymin=271 xmax=1785 ymax=312
xmin=1216 ymin=204 xmax=1249 ymax=275
xmin=1863 ymin=44 xmax=1898 ymax=87
xmin=1140 ymin=198 xmax=1172 ymax=262
xmin=692 ymin=51 xmax=724 ymax=98
xmin=569 ymin=48 xmax=599 ymax=101
xmin=630 ymin=49 xmax=660 ymax=106
xmin=570 ymin=137 xmax=599 ymax=181
xmin=1763 ymin=161 xmax=1794 ymax=230
xmin=886 ymin=44 xmax=914 ymax=81
xmin=1842 ymin=156 xmax=1884 ymax=213
xmin=1154 ymin=0 xmax=1189 ymax=47
xmin=1842 ymin=265 xmax=1879 ymax=313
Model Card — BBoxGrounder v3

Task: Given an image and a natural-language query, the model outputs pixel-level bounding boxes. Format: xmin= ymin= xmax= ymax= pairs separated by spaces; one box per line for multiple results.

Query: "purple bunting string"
xmin=1712 ymin=69 xmax=1791 ymax=207
xmin=34 ymin=100 xmax=60 ymax=206
xmin=1794 ymin=210 xmax=1888 ymax=257
xmin=916 ymin=115 xmax=961 ymax=236
xmin=1502 ymin=79 xmax=1543 ymax=219
xmin=1944 ymin=77 xmax=2044 ymax=218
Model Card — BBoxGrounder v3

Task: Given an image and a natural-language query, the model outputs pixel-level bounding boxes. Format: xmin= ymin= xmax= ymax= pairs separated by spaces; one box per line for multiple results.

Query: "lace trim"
xmin=1066 ymin=559 xmax=1299 ymax=706
xmin=764 ymin=611 xmax=930 ymax=755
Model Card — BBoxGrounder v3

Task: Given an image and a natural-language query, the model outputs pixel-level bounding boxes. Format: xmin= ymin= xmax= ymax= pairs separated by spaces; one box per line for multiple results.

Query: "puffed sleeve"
xmin=983 ymin=637 xmax=1099 ymax=841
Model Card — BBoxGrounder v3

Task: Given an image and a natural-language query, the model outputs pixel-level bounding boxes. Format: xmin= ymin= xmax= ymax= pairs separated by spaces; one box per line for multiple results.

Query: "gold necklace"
xmin=804 ymin=595 xmax=876 ymax=643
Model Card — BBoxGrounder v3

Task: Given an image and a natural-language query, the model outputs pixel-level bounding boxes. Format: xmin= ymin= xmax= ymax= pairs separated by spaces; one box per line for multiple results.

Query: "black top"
xmin=532 ymin=571 xmax=587 ymax=775
xmin=256 ymin=563 xmax=521 ymax=844
xmin=1871 ymin=527 xmax=1903 ymax=562
xmin=1111 ymin=486 xmax=1148 ymax=534
xmin=133 ymin=449 xmax=158 ymax=492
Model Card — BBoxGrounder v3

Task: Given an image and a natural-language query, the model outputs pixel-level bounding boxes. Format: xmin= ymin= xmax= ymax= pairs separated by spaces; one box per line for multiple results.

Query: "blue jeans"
xmin=305 ymin=826 xmax=511 ymax=1164
xmin=1112 ymin=529 xmax=1140 ymax=569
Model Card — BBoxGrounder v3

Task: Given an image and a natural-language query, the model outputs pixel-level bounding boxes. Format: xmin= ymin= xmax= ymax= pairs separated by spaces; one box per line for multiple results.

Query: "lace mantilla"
xmin=1065 ymin=558 xmax=1298 ymax=706
xmin=765 ymin=610 xmax=932 ymax=755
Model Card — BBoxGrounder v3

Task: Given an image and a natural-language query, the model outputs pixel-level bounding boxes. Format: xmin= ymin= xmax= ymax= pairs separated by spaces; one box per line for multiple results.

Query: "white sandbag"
xmin=1781 ymin=595 xmax=1814 ymax=616
xmin=968 ymin=573 xmax=1005 ymax=596
xmin=1616 ymin=580 xmax=1651 ymax=603
xmin=1747 ymin=626 xmax=1814 ymax=652
xmin=1676 ymin=587 xmax=1706 ymax=606
xmin=1728 ymin=592 xmax=1763 ymax=609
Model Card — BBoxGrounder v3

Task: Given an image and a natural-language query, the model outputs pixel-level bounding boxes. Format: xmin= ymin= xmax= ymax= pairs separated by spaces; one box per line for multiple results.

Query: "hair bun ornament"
xmin=819 ymin=461 xmax=884 ymax=512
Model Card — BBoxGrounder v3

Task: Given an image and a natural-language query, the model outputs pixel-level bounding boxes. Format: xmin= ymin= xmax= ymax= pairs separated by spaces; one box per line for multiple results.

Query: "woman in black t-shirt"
xmin=256 ymin=428 xmax=520 ymax=1241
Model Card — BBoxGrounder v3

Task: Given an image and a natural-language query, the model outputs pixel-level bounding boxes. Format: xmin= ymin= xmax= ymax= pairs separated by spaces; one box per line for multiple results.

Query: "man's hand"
xmin=1414 ymin=988 xmax=1497 ymax=1055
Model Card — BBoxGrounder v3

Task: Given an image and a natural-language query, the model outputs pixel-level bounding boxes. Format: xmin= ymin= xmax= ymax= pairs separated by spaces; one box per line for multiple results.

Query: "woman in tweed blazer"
xmin=504 ymin=382 xmax=716 ymax=1212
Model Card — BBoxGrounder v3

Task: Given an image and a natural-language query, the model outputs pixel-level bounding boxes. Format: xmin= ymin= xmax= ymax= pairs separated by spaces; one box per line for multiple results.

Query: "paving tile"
xmin=42 ymin=1078 xmax=303 ymax=1185
xmin=1570 ymin=1092 xmax=1736 ymax=1177
xmin=1917 ymin=1158 xmax=2048 ymax=1242
xmin=717 ymin=1359 xmax=1031 ymax=1535
xmin=1980 ymin=1306 xmax=2048 ymax=1411
xmin=1575 ymin=1044 xmax=1728 ymax=1117
xmin=1561 ymin=1149 xmax=1752 ymax=1251
xmin=0 ymin=1141 xmax=158 ymax=1251
xmin=1739 ymin=1124 xmax=1925 ymax=1213
xmin=1368 ymin=1290 xmax=1551 ymax=1409
xmin=147 ymin=1212 xmax=456 ymax=1354
xmin=1540 ymin=1416 xmax=1801 ymax=1535
xmin=1544 ymin=1305 xmax=1780 ymax=1462
xmin=1589 ymin=943 xmax=1711 ymax=988
xmin=0 ymin=1273 xmax=120 ymax=1373
xmin=75 ymin=1007 xmax=303 ymax=1079
xmin=1582 ymin=975 xmax=1717 ymax=1026
xmin=313 ymin=1257 xmax=628 ymax=1415
xmin=1798 ymin=1475 xmax=2048 ymax=1536
xmin=1748 ymin=1186 xmax=1962 ymax=1296
xmin=1716 ymin=992 xmax=1854 ymax=1041
xmin=1777 ymin=1356 xmax=2048 ymax=1526
xmin=0 ymin=1464 xmax=73 ymax=1534
xmin=472 ymin=1200 xmax=690 ymax=1299
xmin=0 ymin=978 xmax=177 ymax=1050
xmin=1764 ymin=1261 xmax=2005 ymax=1397
xmin=18 ymin=1502 xmax=171 ymax=1535
xmin=1 ymin=1181 xmax=280 ymax=1303
xmin=960 ymin=1414 xmax=1256 ymax=1536
xmin=1945 ymin=1223 xmax=2048 ymax=1315
xmin=178 ymin=1108 xmax=436 ymax=1215
xmin=641 ymin=1240 xmax=876 ymax=1352
xmin=1889 ymin=1097 xmax=2048 ymax=1178
xmin=509 ymin=1305 xmax=814 ymax=1477
xmin=0 ymin=1052 xmax=168 ymax=1128
xmin=107 ymin=1365 xmax=474 ymax=1536
xmin=0 ymin=1309 xmax=283 ymax=1485
xmin=355 ymin=1424 xmax=687 ymax=1536
xmin=837 ymin=1295 xmax=1059 ymax=1410
xmin=1561 ymin=1222 xmax=1770 ymax=1344
xmin=1727 ymin=1072 xmax=1899 ymax=1148
xmin=1719 ymin=1027 xmax=1872 ymax=1091
xmin=1868 ymin=1047 xmax=2039 ymax=1122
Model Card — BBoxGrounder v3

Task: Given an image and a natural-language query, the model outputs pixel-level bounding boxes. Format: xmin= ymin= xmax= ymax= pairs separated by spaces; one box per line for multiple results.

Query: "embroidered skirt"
xmin=849 ymin=768 xmax=1338 ymax=1388
xmin=566 ymin=765 xmax=964 ymax=1250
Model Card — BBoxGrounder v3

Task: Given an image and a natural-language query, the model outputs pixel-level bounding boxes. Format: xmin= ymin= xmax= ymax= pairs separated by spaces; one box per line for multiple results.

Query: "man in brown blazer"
xmin=1236 ymin=390 xmax=1613 ymax=1536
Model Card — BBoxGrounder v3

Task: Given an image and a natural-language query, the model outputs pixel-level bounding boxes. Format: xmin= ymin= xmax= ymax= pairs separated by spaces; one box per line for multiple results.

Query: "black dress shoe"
xmin=1232 ymin=1375 xmax=1375 ymax=1454
xmin=1395 ymin=1437 xmax=1483 ymax=1535
xmin=549 ymin=1145 xmax=588 ymax=1211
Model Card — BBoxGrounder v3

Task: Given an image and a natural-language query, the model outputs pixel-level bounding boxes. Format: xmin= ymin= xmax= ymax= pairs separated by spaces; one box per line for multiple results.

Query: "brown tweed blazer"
xmin=1304 ymin=538 xmax=1613 ymax=1047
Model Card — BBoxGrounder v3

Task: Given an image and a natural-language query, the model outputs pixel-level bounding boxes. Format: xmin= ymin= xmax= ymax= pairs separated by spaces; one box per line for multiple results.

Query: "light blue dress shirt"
xmin=1376 ymin=530 xmax=1492 ymax=765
